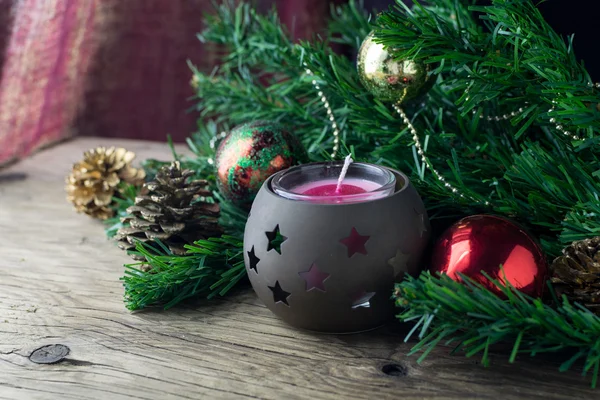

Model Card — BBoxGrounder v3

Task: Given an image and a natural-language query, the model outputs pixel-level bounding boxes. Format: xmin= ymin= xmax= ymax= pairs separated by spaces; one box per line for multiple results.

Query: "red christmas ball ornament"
xmin=430 ymin=215 xmax=547 ymax=298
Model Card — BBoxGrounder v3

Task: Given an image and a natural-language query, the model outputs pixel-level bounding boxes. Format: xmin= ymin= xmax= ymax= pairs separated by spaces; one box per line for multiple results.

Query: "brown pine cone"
xmin=551 ymin=237 xmax=600 ymax=315
xmin=115 ymin=161 xmax=222 ymax=261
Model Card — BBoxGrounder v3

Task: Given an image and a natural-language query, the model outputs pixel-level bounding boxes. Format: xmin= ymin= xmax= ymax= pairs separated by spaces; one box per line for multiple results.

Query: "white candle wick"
xmin=336 ymin=154 xmax=353 ymax=193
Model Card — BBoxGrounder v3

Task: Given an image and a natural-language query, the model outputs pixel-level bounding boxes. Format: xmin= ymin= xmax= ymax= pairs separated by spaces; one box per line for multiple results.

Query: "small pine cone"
xmin=115 ymin=161 xmax=223 ymax=261
xmin=66 ymin=147 xmax=145 ymax=220
xmin=550 ymin=237 xmax=600 ymax=315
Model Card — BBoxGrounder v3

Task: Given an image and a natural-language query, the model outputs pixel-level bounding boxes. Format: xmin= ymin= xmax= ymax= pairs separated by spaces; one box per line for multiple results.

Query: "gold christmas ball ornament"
xmin=66 ymin=147 xmax=146 ymax=220
xmin=357 ymin=31 xmax=435 ymax=103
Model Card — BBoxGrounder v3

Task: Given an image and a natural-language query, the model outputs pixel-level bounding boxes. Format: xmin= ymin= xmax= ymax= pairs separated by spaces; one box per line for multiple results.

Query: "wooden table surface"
xmin=0 ymin=138 xmax=596 ymax=400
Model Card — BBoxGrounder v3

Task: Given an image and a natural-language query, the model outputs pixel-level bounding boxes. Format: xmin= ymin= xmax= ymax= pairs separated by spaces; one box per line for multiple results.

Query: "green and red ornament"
xmin=430 ymin=215 xmax=548 ymax=298
xmin=215 ymin=121 xmax=308 ymax=208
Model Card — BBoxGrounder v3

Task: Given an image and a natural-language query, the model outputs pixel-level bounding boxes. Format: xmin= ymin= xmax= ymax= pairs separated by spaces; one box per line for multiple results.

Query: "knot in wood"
xmin=29 ymin=344 xmax=70 ymax=364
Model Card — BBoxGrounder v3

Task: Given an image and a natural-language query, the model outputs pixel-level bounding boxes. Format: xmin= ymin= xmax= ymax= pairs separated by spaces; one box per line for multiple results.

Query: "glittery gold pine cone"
xmin=66 ymin=147 xmax=146 ymax=220
xmin=551 ymin=237 xmax=600 ymax=315
xmin=114 ymin=161 xmax=222 ymax=261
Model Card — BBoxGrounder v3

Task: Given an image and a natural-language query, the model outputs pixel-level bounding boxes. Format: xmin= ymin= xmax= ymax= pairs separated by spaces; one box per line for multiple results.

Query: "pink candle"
xmin=272 ymin=160 xmax=396 ymax=204
xmin=291 ymin=178 xmax=384 ymax=203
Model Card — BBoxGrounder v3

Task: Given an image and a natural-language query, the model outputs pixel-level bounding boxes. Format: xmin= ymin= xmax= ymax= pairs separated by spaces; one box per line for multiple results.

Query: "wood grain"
xmin=0 ymin=138 xmax=596 ymax=399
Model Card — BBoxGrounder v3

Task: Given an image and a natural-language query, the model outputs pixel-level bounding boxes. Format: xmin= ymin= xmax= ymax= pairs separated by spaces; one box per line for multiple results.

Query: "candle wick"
xmin=336 ymin=155 xmax=353 ymax=193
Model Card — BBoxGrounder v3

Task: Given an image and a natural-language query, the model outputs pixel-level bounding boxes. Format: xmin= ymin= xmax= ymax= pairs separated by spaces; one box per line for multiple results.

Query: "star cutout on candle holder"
xmin=414 ymin=208 xmax=427 ymax=238
xmin=388 ymin=248 xmax=410 ymax=278
xmin=268 ymin=281 xmax=291 ymax=306
xmin=298 ymin=263 xmax=330 ymax=292
xmin=247 ymin=246 xmax=260 ymax=274
xmin=340 ymin=227 xmax=370 ymax=257
xmin=351 ymin=290 xmax=376 ymax=309
xmin=266 ymin=224 xmax=287 ymax=254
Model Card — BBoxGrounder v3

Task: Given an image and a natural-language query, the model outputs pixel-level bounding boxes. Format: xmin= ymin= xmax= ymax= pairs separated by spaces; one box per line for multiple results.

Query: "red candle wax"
xmin=302 ymin=183 xmax=367 ymax=196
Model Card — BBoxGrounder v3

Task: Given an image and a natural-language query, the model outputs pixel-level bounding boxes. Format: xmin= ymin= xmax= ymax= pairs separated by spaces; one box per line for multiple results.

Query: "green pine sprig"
xmin=190 ymin=0 xmax=600 ymax=260
xmin=395 ymin=272 xmax=600 ymax=388
xmin=122 ymin=236 xmax=245 ymax=311
xmin=105 ymin=120 xmax=248 ymax=309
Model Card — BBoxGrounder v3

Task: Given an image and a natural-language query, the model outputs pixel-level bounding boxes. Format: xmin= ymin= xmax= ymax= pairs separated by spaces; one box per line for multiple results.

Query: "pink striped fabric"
xmin=0 ymin=0 xmax=335 ymax=167
xmin=0 ymin=0 xmax=97 ymax=165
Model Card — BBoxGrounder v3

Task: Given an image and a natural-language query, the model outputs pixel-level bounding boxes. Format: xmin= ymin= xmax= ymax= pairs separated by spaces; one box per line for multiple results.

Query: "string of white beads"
xmin=393 ymin=103 xmax=489 ymax=206
xmin=303 ymin=62 xmax=340 ymax=159
xmin=207 ymin=131 xmax=228 ymax=165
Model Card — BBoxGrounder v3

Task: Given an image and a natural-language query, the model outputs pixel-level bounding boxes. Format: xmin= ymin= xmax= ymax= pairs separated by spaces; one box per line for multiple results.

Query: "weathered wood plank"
xmin=0 ymin=138 xmax=596 ymax=399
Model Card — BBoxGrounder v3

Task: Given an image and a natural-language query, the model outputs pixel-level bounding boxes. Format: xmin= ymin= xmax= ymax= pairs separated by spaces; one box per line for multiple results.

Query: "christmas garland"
xmin=65 ymin=0 xmax=600 ymax=387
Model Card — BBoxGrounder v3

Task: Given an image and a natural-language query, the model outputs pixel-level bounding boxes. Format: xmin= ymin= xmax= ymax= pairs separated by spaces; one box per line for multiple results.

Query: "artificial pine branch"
xmin=328 ymin=0 xmax=372 ymax=48
xmin=191 ymin=1 xmax=360 ymax=159
xmin=122 ymin=236 xmax=245 ymax=310
xmin=191 ymin=0 xmax=600 ymax=257
xmin=116 ymin=189 xmax=246 ymax=310
xmin=376 ymin=0 xmax=600 ymax=143
xmin=395 ymin=272 xmax=600 ymax=388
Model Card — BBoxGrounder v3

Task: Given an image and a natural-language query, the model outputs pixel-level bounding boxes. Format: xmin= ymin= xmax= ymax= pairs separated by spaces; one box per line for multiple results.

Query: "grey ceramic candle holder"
xmin=243 ymin=166 xmax=430 ymax=333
